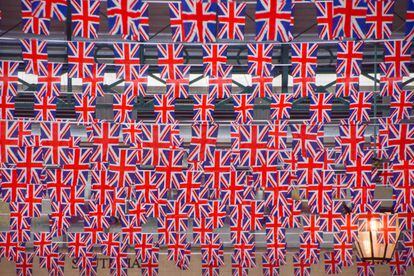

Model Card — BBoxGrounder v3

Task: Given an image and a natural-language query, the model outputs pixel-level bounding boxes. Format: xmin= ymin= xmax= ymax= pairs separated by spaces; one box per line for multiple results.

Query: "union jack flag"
xmin=299 ymin=232 xmax=320 ymax=264
xmin=291 ymin=123 xmax=324 ymax=158
xmin=141 ymin=251 xmax=159 ymax=276
xmin=124 ymin=66 xmax=149 ymax=97
xmin=293 ymin=252 xmax=311 ymax=276
xmin=349 ymin=91 xmax=373 ymax=122
xmin=0 ymin=169 xmax=26 ymax=203
xmin=236 ymin=124 xmax=269 ymax=167
xmin=99 ymin=232 xmax=124 ymax=257
xmin=391 ymin=159 xmax=414 ymax=190
xmin=6 ymin=146 xmax=44 ymax=185
xmin=156 ymin=149 xmax=185 ymax=196
xmin=37 ymin=62 xmax=62 ymax=97
xmin=324 ymin=251 xmax=343 ymax=275
xmin=154 ymin=94 xmax=176 ymax=124
xmin=141 ymin=124 xmax=173 ymax=166
xmin=202 ymin=44 xmax=227 ymax=77
xmin=165 ymin=66 xmax=190 ymax=99
xmin=203 ymin=149 xmax=232 ymax=198
xmin=113 ymin=92 xmax=136 ymax=123
xmin=406 ymin=0 xmax=414 ymax=41
xmin=107 ymin=146 xmax=138 ymax=188
xmin=48 ymin=202 xmax=71 ymax=236
xmin=71 ymin=0 xmax=101 ymax=39
xmin=67 ymin=232 xmax=92 ymax=258
xmin=193 ymin=216 xmax=214 ymax=244
xmin=232 ymin=94 xmax=255 ymax=124
xmin=33 ymin=94 xmax=56 ymax=121
xmin=392 ymin=162 xmax=414 ymax=211
xmin=389 ymin=89 xmax=414 ymax=122
xmin=366 ymin=0 xmax=395 ymax=39
xmin=135 ymin=170 xmax=161 ymax=204
xmin=390 ymin=250 xmax=409 ymax=276
xmin=247 ymin=43 xmax=274 ymax=76
xmin=169 ymin=2 xmax=185 ymax=42
xmin=3 ymin=127 xmax=29 ymax=158
xmin=333 ymin=232 xmax=353 ymax=266
xmin=379 ymin=66 xmax=403 ymax=97
xmin=0 ymin=94 xmax=14 ymax=120
xmin=181 ymin=0 xmax=217 ymax=43
xmin=220 ymin=170 xmax=247 ymax=205
xmin=119 ymin=214 xmax=141 ymax=243
xmin=291 ymin=43 xmax=318 ymax=98
xmin=208 ymin=64 xmax=233 ymax=99
xmin=163 ymin=196 xmax=190 ymax=233
xmin=356 ymin=256 xmax=375 ymax=276
xmin=20 ymin=39 xmax=48 ymax=75
xmin=107 ymin=0 xmax=149 ymax=41
xmin=21 ymin=0 xmax=51 ymax=35
xmin=74 ymin=93 xmax=96 ymax=122
xmin=267 ymin=121 xmax=288 ymax=151
xmin=121 ymin=121 xmax=142 ymax=146
xmin=252 ymin=150 xmax=281 ymax=189
xmin=255 ymin=0 xmax=293 ymax=42
xmin=217 ymin=0 xmax=246 ymax=40
xmin=232 ymin=232 xmax=256 ymax=268
xmin=270 ymin=93 xmax=293 ymax=120
xmin=0 ymin=61 xmax=19 ymax=97
xmin=167 ymin=232 xmax=191 ymax=269
xmin=192 ymin=94 xmax=215 ymax=122
xmin=336 ymin=122 xmax=367 ymax=164
xmin=85 ymin=198 xmax=110 ymax=226
xmin=315 ymin=1 xmax=334 ymax=40
xmin=157 ymin=44 xmax=184 ymax=78
xmin=60 ymin=147 xmax=91 ymax=184
xmin=113 ymin=43 xmax=141 ymax=81
xmin=74 ymin=253 xmax=98 ymax=276
xmin=0 ymin=231 xmax=20 ymax=262
xmin=228 ymin=203 xmax=251 ymax=234
xmin=306 ymin=170 xmax=334 ymax=214
xmin=296 ymin=152 xmax=325 ymax=186
xmin=8 ymin=206 xmax=31 ymax=241
xmin=387 ymin=122 xmax=414 ymax=162
xmin=318 ymin=200 xmax=344 ymax=232
xmin=62 ymin=184 xmax=86 ymax=217
xmin=67 ymin=41 xmax=95 ymax=78
xmin=188 ymin=122 xmax=218 ymax=166
xmin=335 ymin=41 xmax=364 ymax=97
xmin=32 ymin=0 xmax=67 ymax=21
xmin=200 ymin=233 xmax=224 ymax=268
xmin=345 ymin=150 xmax=373 ymax=193
xmin=40 ymin=122 xmax=75 ymax=165
xmin=308 ymin=93 xmax=334 ymax=124
xmin=45 ymin=169 xmax=72 ymax=203
xmin=82 ymin=63 xmax=105 ymax=98
xmin=378 ymin=213 xmax=399 ymax=244
xmin=382 ymin=40 xmax=412 ymax=79
xmin=15 ymin=251 xmax=34 ymax=276
xmin=262 ymin=251 xmax=281 ymax=276
xmin=251 ymin=68 xmax=274 ymax=99
xmin=265 ymin=217 xmax=287 ymax=262
xmin=90 ymin=121 xmax=121 ymax=164
xmin=333 ymin=0 xmax=367 ymax=39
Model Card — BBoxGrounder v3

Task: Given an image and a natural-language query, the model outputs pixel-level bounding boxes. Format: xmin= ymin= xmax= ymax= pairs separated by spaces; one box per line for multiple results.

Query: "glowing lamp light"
xmin=355 ymin=215 xmax=401 ymax=262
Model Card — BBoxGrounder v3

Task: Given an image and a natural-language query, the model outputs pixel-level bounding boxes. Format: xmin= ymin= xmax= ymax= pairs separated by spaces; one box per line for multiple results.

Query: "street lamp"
xmin=355 ymin=215 xmax=401 ymax=262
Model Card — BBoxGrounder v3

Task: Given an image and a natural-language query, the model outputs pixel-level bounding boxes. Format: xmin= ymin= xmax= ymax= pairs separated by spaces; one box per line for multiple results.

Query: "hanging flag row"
xmin=14 ymin=39 xmax=413 ymax=98
xmin=18 ymin=0 xmax=414 ymax=42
